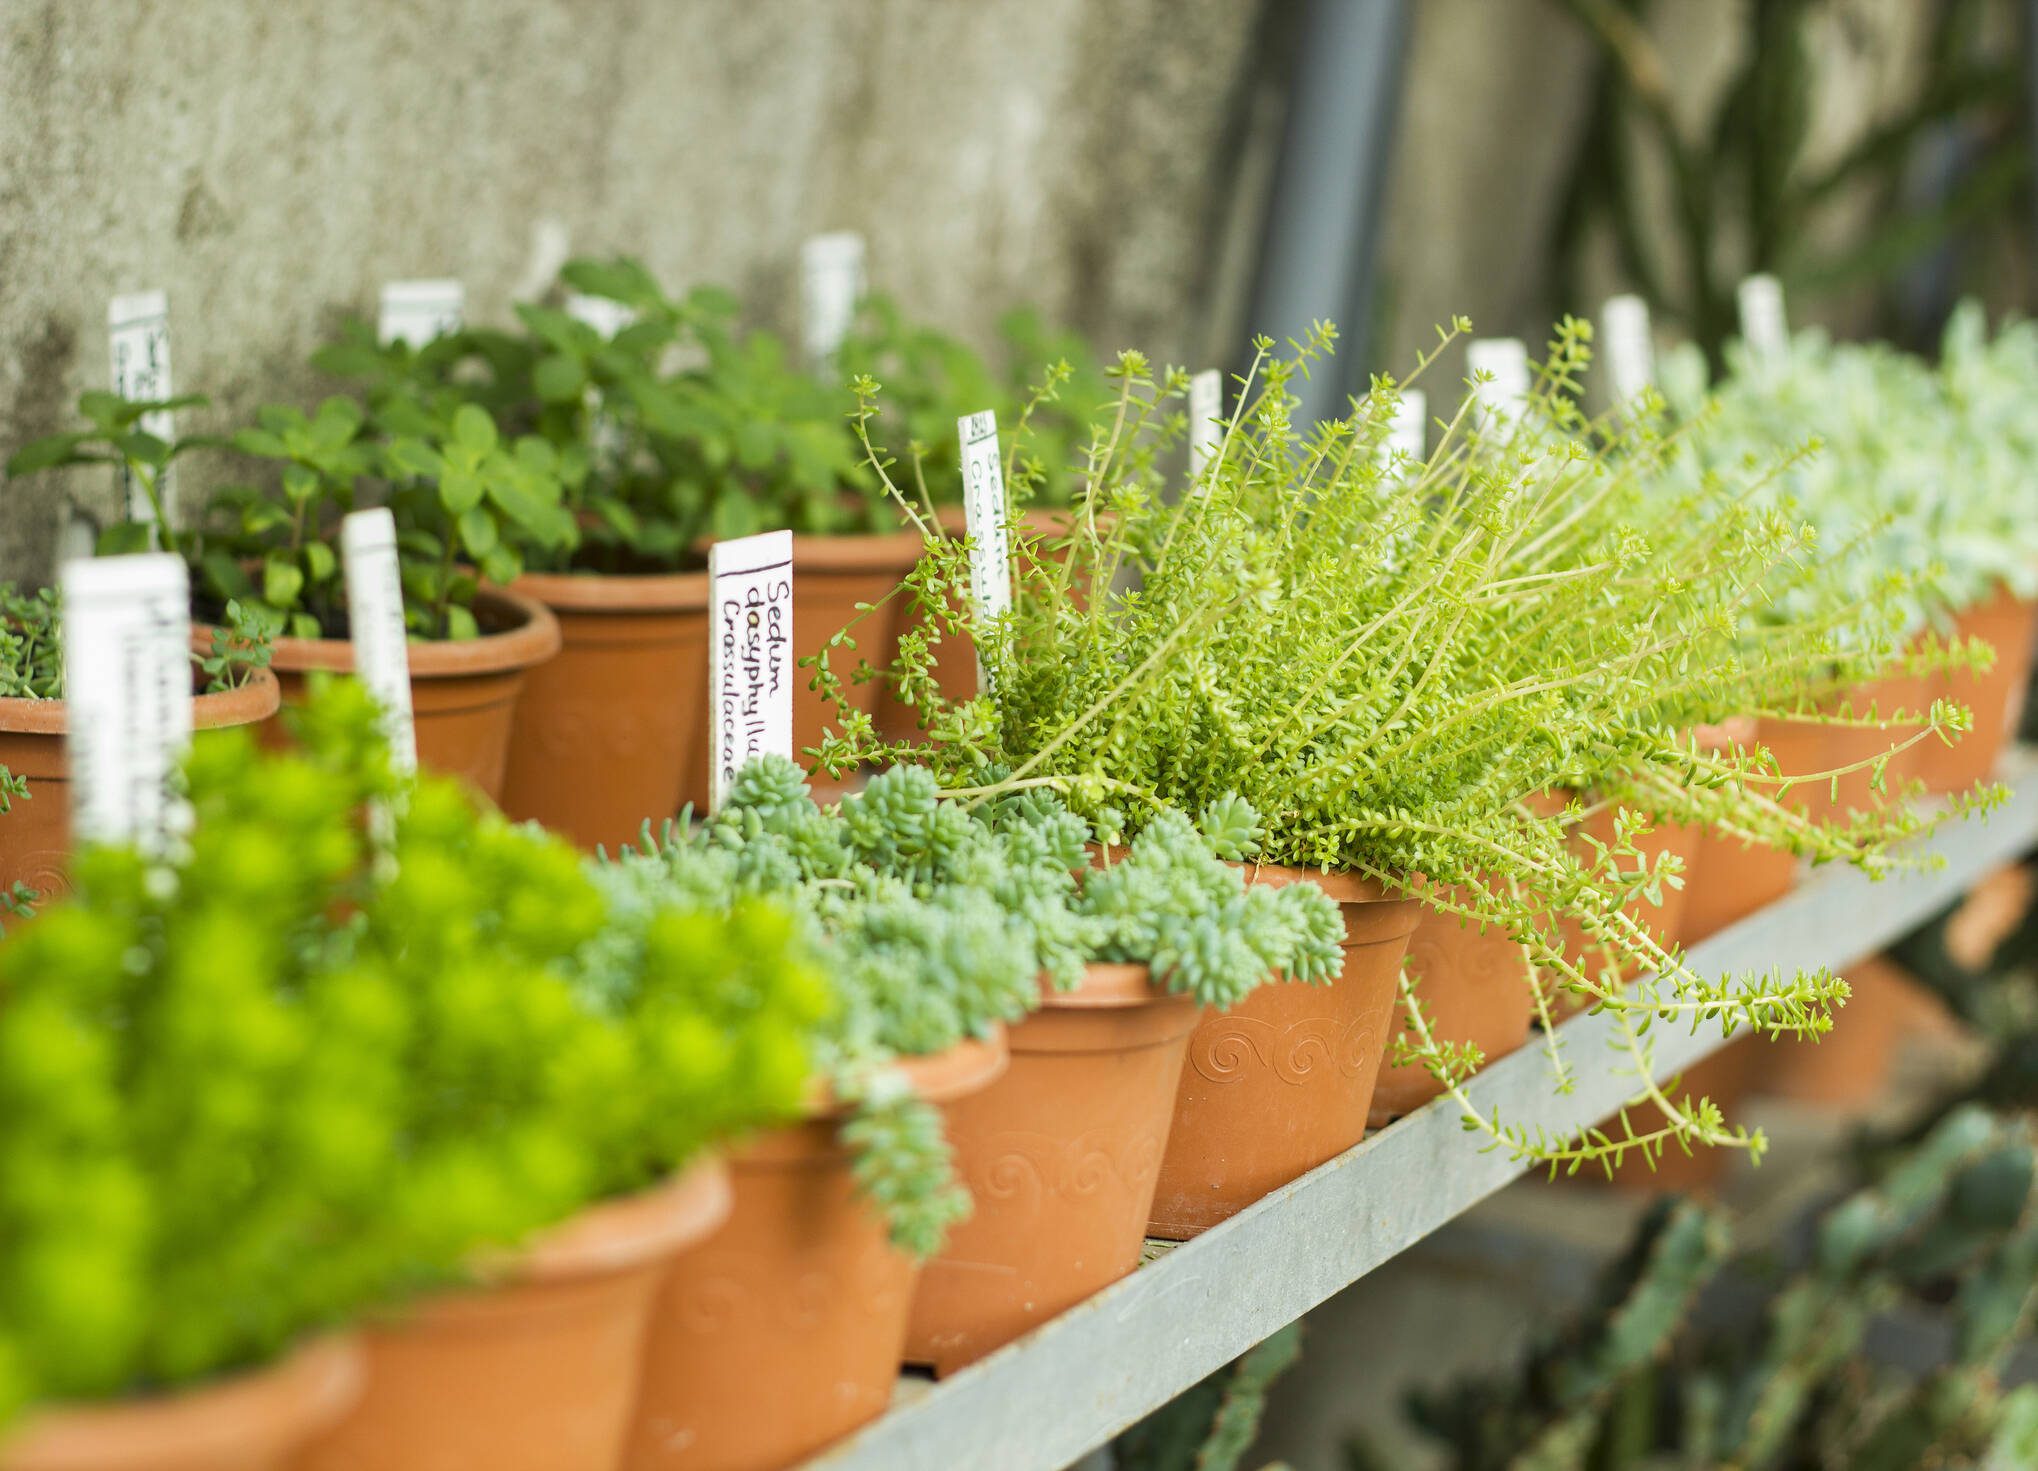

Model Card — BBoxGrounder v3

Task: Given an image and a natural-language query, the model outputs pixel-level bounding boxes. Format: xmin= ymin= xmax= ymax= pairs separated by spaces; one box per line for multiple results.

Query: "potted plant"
xmin=0 ymin=566 xmax=278 ymax=903
xmin=7 ymin=387 xmax=565 ymax=799
xmin=818 ymin=320 xmax=1986 ymax=1227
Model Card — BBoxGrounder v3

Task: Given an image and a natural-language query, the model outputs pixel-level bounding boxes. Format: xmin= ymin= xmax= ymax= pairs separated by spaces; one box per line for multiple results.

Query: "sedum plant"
xmin=607 ymin=756 xmax=1340 ymax=1255
xmin=815 ymin=317 xmax=1996 ymax=1174
xmin=0 ymin=682 xmax=824 ymax=1432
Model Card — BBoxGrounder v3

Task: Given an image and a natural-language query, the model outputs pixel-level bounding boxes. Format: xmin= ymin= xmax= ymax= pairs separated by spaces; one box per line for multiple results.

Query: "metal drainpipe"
xmin=1241 ymin=0 xmax=1412 ymax=424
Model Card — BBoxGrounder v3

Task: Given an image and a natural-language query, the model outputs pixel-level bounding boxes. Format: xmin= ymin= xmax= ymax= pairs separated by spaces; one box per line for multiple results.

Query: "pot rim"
xmin=0 ymin=1334 xmax=360 ymax=1471
xmin=0 ymin=667 xmax=282 ymax=737
xmin=802 ymin=1026 xmax=1010 ymax=1117
xmin=1238 ymin=859 xmax=1408 ymax=907
xmin=508 ymin=568 xmax=709 ymax=614
xmin=1039 ymin=960 xmax=1196 ymax=1011
xmin=505 ymin=1154 xmax=732 ymax=1286
xmin=207 ymin=587 xmax=563 ymax=679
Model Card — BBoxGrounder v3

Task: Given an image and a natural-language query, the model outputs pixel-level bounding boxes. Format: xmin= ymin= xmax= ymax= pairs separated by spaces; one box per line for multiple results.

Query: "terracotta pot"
xmin=1369 ymin=888 xmax=1534 ymax=1125
xmin=499 ymin=570 xmax=711 ymax=848
xmin=250 ymin=586 xmax=561 ymax=801
xmin=0 ymin=669 xmax=281 ymax=903
xmin=1915 ymin=585 xmax=2038 ymax=793
xmin=0 ymin=1335 xmax=359 ymax=1471
xmin=904 ymin=964 xmax=1199 ymax=1374
xmin=1550 ymin=803 xmax=1705 ymax=1007
xmin=790 ymin=527 xmax=928 ymax=762
xmin=1148 ymin=864 xmax=1421 ymax=1240
xmin=1818 ymin=670 xmax=1934 ymax=816
xmin=299 ymin=1158 xmax=732 ymax=1471
xmin=1592 ymin=1035 xmax=1759 ymax=1195
xmin=1680 ymin=716 xmax=1799 ymax=945
xmin=1758 ymin=953 xmax=1921 ymax=1110
xmin=624 ymin=1033 xmax=1008 ymax=1471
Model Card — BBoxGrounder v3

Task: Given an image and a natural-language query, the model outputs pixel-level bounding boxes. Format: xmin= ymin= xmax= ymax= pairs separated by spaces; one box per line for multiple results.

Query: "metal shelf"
xmin=808 ymin=749 xmax=2038 ymax=1471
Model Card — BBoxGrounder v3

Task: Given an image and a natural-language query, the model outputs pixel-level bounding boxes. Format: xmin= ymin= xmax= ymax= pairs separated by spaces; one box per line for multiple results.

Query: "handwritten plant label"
xmin=61 ymin=552 xmax=192 ymax=855
xmin=1601 ymin=293 xmax=1654 ymax=406
xmin=1737 ymin=274 xmax=1787 ymax=364
xmin=108 ymin=291 xmax=175 ymax=531
xmin=1189 ymin=368 xmax=1223 ymax=480
xmin=565 ymin=291 xmax=636 ymax=340
xmin=958 ymin=411 xmax=1013 ymax=689
xmin=708 ymin=529 xmax=794 ymax=813
xmin=378 ymin=279 xmax=465 ymax=348
xmin=1467 ymin=337 xmax=1530 ymax=437
xmin=800 ymin=231 xmax=866 ymax=369
xmin=341 ymin=509 xmax=418 ymax=774
xmin=1385 ymin=386 xmax=1427 ymax=466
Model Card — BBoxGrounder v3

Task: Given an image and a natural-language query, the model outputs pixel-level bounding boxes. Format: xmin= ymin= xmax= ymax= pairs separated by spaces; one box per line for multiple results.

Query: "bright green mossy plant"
xmin=606 ymin=756 xmax=1340 ymax=1255
xmin=0 ymin=681 xmax=824 ymax=1432
xmin=812 ymin=316 xmax=1999 ymax=1174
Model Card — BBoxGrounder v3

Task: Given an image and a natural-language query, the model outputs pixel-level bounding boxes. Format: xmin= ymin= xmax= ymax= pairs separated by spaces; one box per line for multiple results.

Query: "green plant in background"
xmin=3 ymin=391 xmax=211 ymax=559
xmin=1550 ymin=0 xmax=2029 ymax=368
xmin=0 ymin=681 xmax=824 ymax=1432
xmin=1114 ymin=1322 xmax=1305 ymax=1471
xmin=1349 ymin=1106 xmax=2038 ymax=1471
xmin=607 ymin=756 xmax=1340 ymax=1256
xmin=818 ymin=317 xmax=1996 ymax=1173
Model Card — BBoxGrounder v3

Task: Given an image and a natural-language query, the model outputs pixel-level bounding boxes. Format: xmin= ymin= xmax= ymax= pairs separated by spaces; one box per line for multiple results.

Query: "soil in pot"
xmin=1148 ymin=865 xmax=1422 ymax=1240
xmin=904 ymin=965 xmax=1199 ymax=1375
xmin=623 ymin=1033 xmax=1008 ymax=1471
xmin=1915 ymin=584 xmax=2038 ymax=793
xmin=0 ymin=668 xmax=281 ymax=903
xmin=246 ymin=586 xmax=561 ymax=802
xmin=1369 ymin=889 xmax=1534 ymax=1126
xmin=499 ymin=570 xmax=711 ymax=848
xmin=298 ymin=1158 xmax=731 ymax=1471
xmin=0 ymin=1334 xmax=359 ymax=1471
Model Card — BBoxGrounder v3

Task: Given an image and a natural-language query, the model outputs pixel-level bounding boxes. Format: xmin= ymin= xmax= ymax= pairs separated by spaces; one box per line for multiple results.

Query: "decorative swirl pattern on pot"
xmin=967 ymin=1129 xmax=1166 ymax=1220
xmin=1189 ymin=1015 xmax=1375 ymax=1085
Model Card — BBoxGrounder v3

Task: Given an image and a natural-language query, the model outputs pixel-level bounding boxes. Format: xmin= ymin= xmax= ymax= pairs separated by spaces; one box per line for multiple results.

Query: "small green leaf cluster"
xmin=3 ymin=391 xmax=210 ymax=559
xmin=0 ymin=681 xmax=825 ymax=1427
xmin=0 ymin=582 xmax=265 ymax=703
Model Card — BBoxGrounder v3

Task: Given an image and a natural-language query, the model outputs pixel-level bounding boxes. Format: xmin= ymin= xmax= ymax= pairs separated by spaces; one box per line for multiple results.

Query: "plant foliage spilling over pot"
xmin=815 ymin=316 xmax=1999 ymax=1174
xmin=0 ymin=680 xmax=827 ymax=1444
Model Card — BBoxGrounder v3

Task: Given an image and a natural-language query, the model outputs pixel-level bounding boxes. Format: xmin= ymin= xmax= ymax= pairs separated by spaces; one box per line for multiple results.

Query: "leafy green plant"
xmin=609 ymin=756 xmax=1340 ymax=1255
xmin=816 ymin=317 xmax=1997 ymax=1173
xmin=3 ymin=391 xmax=211 ymax=558
xmin=0 ymin=681 xmax=824 ymax=1430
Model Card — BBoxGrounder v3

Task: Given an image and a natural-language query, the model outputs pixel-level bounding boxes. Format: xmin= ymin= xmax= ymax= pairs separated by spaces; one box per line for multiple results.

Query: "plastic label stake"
xmin=1737 ymin=274 xmax=1788 ymax=365
xmin=1189 ymin=369 xmax=1223 ymax=481
xmin=341 ymin=509 xmax=419 ymax=775
xmin=1385 ymin=386 xmax=1427 ymax=466
xmin=564 ymin=291 xmax=636 ymax=340
xmin=61 ymin=553 xmax=192 ymax=855
xmin=958 ymin=410 xmax=1013 ymax=689
xmin=1467 ymin=337 xmax=1530 ymax=438
xmin=708 ymin=529 xmax=794 ymax=814
xmin=800 ymin=231 xmax=866 ymax=370
xmin=379 ymin=279 xmax=465 ymax=348
xmin=1601 ymin=293 xmax=1654 ymax=406
xmin=108 ymin=291 xmax=175 ymax=532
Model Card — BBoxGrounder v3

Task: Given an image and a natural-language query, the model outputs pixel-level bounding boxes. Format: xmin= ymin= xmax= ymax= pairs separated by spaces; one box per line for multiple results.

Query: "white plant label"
xmin=341 ymin=509 xmax=418 ymax=775
xmin=958 ymin=411 xmax=1013 ymax=690
xmin=108 ymin=291 xmax=175 ymax=532
xmin=1189 ymin=368 xmax=1223 ymax=480
xmin=800 ymin=231 xmax=866 ymax=368
xmin=1737 ymin=273 xmax=1788 ymax=364
xmin=1385 ymin=386 xmax=1427 ymax=466
xmin=1601 ymin=293 xmax=1654 ymax=405
xmin=61 ymin=553 xmax=192 ymax=855
xmin=565 ymin=291 xmax=636 ymax=340
xmin=1467 ymin=337 xmax=1530 ymax=436
xmin=378 ymin=279 xmax=465 ymax=348
xmin=708 ymin=529 xmax=794 ymax=813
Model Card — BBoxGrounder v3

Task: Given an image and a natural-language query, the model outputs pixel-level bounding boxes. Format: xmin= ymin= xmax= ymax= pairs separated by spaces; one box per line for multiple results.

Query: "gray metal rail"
xmin=809 ymin=749 xmax=2038 ymax=1471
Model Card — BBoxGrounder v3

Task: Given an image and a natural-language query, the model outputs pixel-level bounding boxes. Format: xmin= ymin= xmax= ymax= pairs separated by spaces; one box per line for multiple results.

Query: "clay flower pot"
xmin=905 ymin=964 xmax=1200 ymax=1374
xmin=1369 ymin=888 xmax=1534 ymax=1125
xmin=1679 ymin=716 xmax=1801 ymax=945
xmin=0 ymin=669 xmax=281 ymax=901
xmin=1915 ymin=584 xmax=2038 ymax=793
xmin=1548 ymin=802 xmax=1705 ymax=1016
xmin=624 ymin=1032 xmax=1008 ymax=1471
xmin=791 ymin=527 xmax=929 ymax=761
xmin=254 ymin=586 xmax=561 ymax=801
xmin=0 ymin=1335 xmax=360 ymax=1471
xmin=299 ymin=1158 xmax=731 ymax=1471
xmin=499 ymin=570 xmax=711 ymax=847
xmin=1148 ymin=865 xmax=1421 ymax=1240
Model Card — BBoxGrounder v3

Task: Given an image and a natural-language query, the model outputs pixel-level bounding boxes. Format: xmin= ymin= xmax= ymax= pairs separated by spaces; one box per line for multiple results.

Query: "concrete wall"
xmin=0 ymin=0 xmax=1272 ymax=583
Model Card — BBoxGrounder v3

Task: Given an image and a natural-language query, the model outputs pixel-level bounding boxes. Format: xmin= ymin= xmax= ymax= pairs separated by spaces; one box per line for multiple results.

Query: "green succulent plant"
xmin=816 ymin=316 xmax=1996 ymax=1174
xmin=0 ymin=681 xmax=823 ymax=1431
